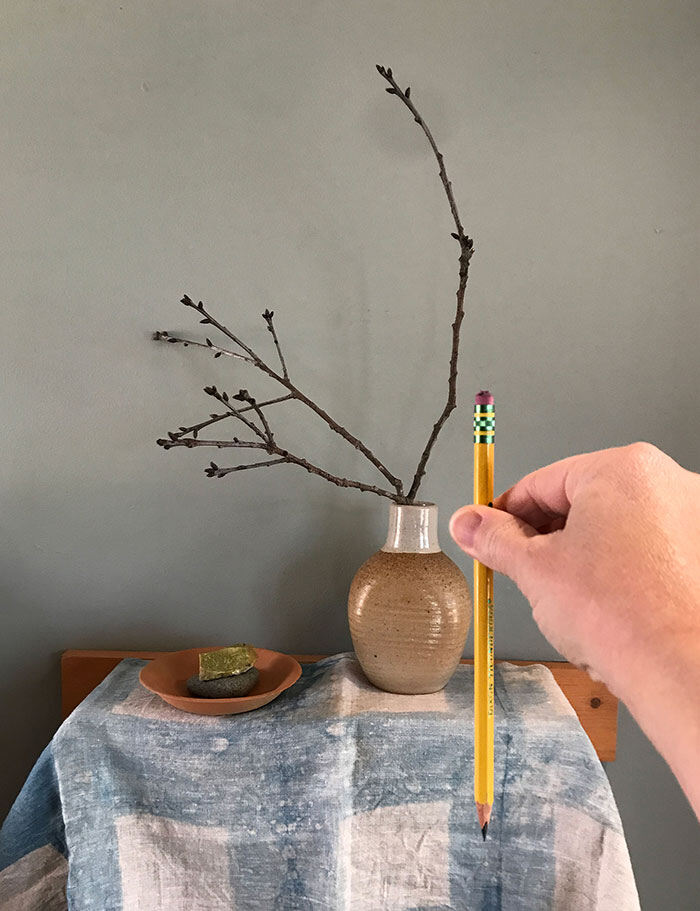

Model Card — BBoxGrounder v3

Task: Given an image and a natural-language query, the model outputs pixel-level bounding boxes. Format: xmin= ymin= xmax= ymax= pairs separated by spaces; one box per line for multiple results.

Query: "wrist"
xmin=603 ymin=613 xmax=700 ymax=819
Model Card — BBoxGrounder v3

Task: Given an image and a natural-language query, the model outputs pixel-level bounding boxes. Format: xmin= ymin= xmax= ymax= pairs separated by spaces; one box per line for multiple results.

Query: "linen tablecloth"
xmin=0 ymin=653 xmax=639 ymax=910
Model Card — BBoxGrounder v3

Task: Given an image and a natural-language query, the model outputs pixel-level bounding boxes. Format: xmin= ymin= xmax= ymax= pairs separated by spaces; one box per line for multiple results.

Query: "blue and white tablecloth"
xmin=0 ymin=653 xmax=639 ymax=910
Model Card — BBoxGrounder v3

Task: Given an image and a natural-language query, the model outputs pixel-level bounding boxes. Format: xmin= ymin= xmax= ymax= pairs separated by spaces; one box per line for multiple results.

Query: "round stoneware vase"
xmin=348 ymin=502 xmax=472 ymax=694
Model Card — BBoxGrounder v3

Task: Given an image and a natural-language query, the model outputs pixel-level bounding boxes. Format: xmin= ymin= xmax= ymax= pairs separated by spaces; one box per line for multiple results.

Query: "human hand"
xmin=449 ymin=442 xmax=700 ymax=817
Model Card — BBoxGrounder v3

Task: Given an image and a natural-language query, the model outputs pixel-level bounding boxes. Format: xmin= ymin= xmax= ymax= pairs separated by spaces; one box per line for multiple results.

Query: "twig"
xmin=271 ymin=447 xmax=398 ymax=499
xmin=160 ymin=432 xmax=402 ymax=501
xmin=162 ymin=394 xmax=293 ymax=444
xmin=206 ymin=447 xmax=402 ymax=500
xmin=202 ymin=385 xmax=268 ymax=441
xmin=206 ymin=458 xmax=287 ymax=477
xmin=178 ymin=295 xmax=404 ymax=496
xmin=233 ymin=389 xmax=273 ymax=443
xmin=376 ymin=65 xmax=474 ymax=501
xmin=152 ymin=331 xmax=253 ymax=363
xmin=262 ymin=309 xmax=288 ymax=379
xmin=181 ymin=295 xmax=263 ymax=363
xmin=157 ymin=438 xmax=269 ymax=450
xmin=160 ymin=422 xmax=402 ymax=501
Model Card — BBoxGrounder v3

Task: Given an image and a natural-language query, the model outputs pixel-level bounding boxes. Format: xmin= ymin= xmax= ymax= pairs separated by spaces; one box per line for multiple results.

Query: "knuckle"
xmin=622 ymin=441 xmax=665 ymax=477
xmin=625 ymin=440 xmax=661 ymax=464
xmin=585 ymin=442 xmax=667 ymax=494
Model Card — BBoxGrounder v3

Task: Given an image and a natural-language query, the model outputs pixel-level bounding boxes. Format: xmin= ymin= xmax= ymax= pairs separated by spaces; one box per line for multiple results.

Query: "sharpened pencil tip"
xmin=481 ymin=822 xmax=488 ymax=840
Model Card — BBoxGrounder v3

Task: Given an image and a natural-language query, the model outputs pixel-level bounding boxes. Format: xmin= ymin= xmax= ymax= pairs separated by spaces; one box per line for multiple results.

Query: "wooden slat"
xmin=61 ymin=650 xmax=164 ymax=720
xmin=61 ymin=650 xmax=617 ymax=761
xmin=482 ymin=659 xmax=617 ymax=762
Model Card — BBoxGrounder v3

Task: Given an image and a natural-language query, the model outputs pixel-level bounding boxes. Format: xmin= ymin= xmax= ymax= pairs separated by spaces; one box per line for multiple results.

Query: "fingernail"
xmin=449 ymin=509 xmax=483 ymax=549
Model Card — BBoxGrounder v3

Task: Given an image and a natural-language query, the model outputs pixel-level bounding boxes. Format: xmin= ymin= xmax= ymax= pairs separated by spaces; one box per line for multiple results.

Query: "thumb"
xmin=449 ymin=504 xmax=541 ymax=583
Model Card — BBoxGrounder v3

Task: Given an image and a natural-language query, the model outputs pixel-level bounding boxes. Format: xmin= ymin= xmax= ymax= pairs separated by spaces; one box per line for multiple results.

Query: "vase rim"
xmin=392 ymin=501 xmax=435 ymax=508
xmin=383 ymin=500 xmax=440 ymax=552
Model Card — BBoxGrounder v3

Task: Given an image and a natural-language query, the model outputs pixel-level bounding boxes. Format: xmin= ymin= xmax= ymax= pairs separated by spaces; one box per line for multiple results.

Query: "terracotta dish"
xmin=139 ymin=646 xmax=302 ymax=715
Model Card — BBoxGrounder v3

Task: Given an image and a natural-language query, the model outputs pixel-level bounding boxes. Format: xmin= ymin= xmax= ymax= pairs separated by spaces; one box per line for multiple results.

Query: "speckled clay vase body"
xmin=348 ymin=502 xmax=472 ymax=694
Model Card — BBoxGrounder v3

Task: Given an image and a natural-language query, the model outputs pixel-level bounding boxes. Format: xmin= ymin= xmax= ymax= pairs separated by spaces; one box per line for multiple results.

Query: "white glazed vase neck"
xmin=382 ymin=503 xmax=441 ymax=554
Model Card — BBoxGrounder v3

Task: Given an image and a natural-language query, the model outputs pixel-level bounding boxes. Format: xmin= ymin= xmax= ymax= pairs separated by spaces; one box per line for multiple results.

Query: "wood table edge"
xmin=60 ymin=650 xmax=617 ymax=761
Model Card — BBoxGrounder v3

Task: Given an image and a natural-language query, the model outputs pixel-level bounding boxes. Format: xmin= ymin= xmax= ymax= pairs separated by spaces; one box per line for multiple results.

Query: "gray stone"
xmin=186 ymin=666 xmax=259 ymax=698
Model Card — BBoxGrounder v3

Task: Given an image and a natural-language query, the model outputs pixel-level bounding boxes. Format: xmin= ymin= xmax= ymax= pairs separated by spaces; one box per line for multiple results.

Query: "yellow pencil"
xmin=473 ymin=390 xmax=495 ymax=839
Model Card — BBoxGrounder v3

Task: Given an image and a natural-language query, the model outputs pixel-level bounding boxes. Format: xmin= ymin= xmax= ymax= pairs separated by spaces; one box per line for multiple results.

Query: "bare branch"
xmin=156 ymin=69 xmax=474 ymax=504
xmin=152 ymin=331 xmax=253 ymax=364
xmin=157 ymin=438 xmax=269 ymax=450
xmin=203 ymin=385 xmax=267 ymax=441
xmin=179 ymin=295 xmax=404 ymax=496
xmin=181 ymin=296 xmax=265 ymax=364
xmin=375 ymin=66 xmax=474 ymax=250
xmin=232 ymin=389 xmax=273 ymax=443
xmin=262 ymin=309 xmax=289 ymax=379
xmin=161 ymin=395 xmax=293 ymax=444
xmin=206 ymin=459 xmax=287 ymax=477
xmin=270 ymin=447 xmax=400 ymax=500
xmin=376 ymin=65 xmax=474 ymax=500
xmin=163 ymin=430 xmax=401 ymax=500
xmin=206 ymin=443 xmax=402 ymax=500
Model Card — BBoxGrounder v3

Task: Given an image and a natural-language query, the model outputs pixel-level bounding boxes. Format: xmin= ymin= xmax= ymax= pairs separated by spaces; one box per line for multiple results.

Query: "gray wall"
xmin=2 ymin=1 xmax=698 ymax=907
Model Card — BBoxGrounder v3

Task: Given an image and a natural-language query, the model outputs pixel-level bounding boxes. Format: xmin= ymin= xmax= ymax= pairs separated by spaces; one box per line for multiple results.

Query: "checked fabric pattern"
xmin=0 ymin=654 xmax=639 ymax=910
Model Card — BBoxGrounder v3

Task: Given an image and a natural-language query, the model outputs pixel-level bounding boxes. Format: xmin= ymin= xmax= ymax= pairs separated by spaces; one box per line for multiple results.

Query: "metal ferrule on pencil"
xmin=473 ymin=403 xmax=495 ymax=444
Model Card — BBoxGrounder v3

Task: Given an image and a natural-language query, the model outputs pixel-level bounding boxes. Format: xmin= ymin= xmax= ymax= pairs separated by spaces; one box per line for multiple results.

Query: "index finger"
xmin=493 ymin=448 xmax=606 ymax=528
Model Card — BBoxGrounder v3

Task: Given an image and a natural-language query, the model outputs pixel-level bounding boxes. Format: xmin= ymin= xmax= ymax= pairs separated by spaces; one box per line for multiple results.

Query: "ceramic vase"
xmin=348 ymin=501 xmax=472 ymax=694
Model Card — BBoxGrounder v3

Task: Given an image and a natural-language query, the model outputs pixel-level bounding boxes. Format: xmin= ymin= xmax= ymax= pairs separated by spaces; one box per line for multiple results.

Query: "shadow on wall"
xmin=261 ymin=497 xmax=378 ymax=653
xmin=0 ymin=623 xmax=62 ymax=822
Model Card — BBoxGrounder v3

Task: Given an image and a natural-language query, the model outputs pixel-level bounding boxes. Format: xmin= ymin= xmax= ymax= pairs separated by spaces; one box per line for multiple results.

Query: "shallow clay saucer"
xmin=139 ymin=646 xmax=302 ymax=715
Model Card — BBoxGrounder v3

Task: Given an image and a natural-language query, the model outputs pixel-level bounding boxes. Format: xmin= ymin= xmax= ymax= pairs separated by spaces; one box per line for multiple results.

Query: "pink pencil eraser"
xmin=475 ymin=390 xmax=494 ymax=405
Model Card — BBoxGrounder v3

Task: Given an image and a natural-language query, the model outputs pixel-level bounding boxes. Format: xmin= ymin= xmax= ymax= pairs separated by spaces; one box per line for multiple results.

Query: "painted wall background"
xmin=1 ymin=1 xmax=698 ymax=907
